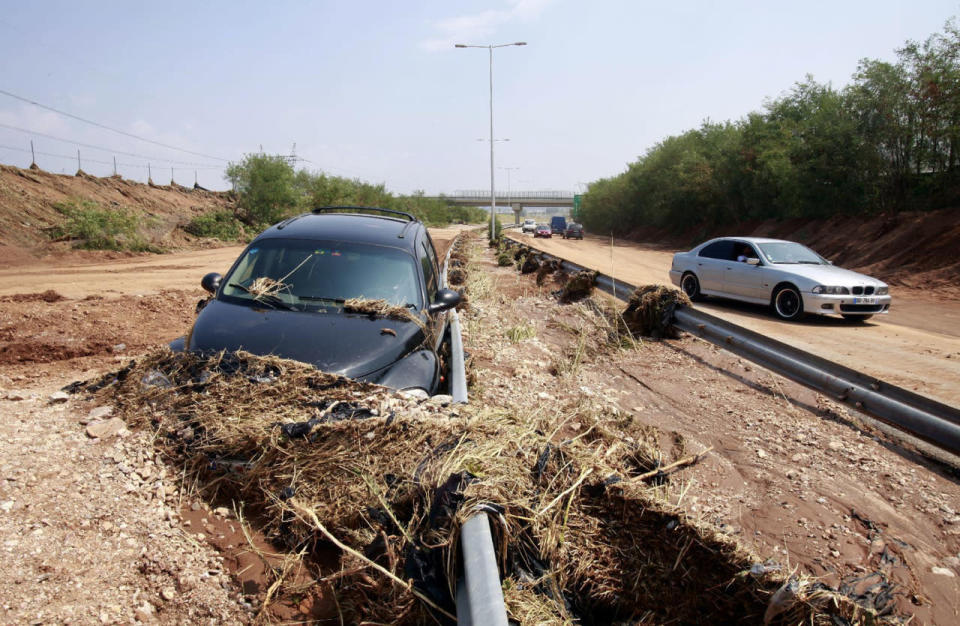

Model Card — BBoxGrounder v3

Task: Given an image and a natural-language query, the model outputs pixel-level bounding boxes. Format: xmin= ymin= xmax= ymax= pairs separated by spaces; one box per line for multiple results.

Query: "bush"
xmin=185 ymin=210 xmax=245 ymax=241
xmin=50 ymin=199 xmax=159 ymax=252
xmin=226 ymin=154 xmax=299 ymax=226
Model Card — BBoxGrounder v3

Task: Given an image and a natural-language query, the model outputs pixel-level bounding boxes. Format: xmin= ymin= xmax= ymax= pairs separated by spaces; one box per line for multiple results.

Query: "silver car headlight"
xmin=876 ymin=286 xmax=888 ymax=295
xmin=811 ymin=285 xmax=850 ymax=295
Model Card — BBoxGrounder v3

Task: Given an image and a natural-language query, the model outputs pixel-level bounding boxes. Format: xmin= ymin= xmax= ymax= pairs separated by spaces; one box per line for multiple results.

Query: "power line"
xmin=0 ymin=88 xmax=231 ymax=162
xmin=0 ymin=143 xmax=223 ymax=170
xmin=0 ymin=122 xmax=224 ymax=167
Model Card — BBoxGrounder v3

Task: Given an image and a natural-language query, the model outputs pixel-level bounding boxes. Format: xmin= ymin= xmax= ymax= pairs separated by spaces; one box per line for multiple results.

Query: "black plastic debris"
xmin=276 ymin=417 xmax=320 ymax=439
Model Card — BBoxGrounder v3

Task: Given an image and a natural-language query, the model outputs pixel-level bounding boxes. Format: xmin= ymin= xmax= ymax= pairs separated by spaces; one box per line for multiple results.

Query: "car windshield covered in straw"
xmin=220 ymin=238 xmax=422 ymax=312
xmin=756 ymin=241 xmax=827 ymax=265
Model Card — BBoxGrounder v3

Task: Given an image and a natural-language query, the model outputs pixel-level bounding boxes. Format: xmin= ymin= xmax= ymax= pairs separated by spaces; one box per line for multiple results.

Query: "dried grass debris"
xmin=558 ymin=270 xmax=598 ymax=303
xmin=343 ymin=297 xmax=426 ymax=331
xmin=620 ymin=284 xmax=691 ymax=339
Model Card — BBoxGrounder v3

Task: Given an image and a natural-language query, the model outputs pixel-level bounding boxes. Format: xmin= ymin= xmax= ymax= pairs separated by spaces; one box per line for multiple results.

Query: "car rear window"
xmin=698 ymin=240 xmax=734 ymax=259
xmin=221 ymin=238 xmax=422 ymax=310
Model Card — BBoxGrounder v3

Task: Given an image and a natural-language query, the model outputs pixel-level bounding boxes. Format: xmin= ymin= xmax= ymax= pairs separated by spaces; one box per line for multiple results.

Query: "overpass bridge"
xmin=426 ymin=190 xmax=575 ymax=222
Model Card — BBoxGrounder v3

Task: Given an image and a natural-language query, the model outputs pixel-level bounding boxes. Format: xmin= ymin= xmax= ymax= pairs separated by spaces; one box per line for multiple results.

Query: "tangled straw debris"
xmin=558 ymin=270 xmax=598 ymax=303
xmin=620 ymin=284 xmax=692 ymax=339
xmin=343 ymin=297 xmax=426 ymax=331
xmin=65 ymin=343 xmax=894 ymax=625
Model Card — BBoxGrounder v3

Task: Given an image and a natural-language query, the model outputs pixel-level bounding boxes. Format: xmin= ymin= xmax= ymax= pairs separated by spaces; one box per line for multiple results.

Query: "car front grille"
xmin=840 ymin=304 xmax=885 ymax=313
xmin=851 ymin=286 xmax=875 ymax=295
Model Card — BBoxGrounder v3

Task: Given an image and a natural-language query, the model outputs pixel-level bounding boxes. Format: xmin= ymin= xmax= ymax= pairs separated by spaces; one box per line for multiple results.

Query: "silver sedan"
xmin=668 ymin=237 xmax=891 ymax=321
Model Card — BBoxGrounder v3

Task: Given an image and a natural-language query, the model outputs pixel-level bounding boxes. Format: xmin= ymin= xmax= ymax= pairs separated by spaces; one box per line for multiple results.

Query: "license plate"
xmin=853 ymin=297 xmax=876 ymax=304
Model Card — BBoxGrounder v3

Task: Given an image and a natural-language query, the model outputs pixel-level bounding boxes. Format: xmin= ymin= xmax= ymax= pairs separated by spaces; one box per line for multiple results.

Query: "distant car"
xmin=521 ymin=218 xmax=537 ymax=233
xmin=550 ymin=215 xmax=567 ymax=234
xmin=534 ymin=224 xmax=552 ymax=238
xmin=175 ymin=207 xmax=462 ymax=396
xmin=668 ymin=237 xmax=891 ymax=322
xmin=562 ymin=223 xmax=584 ymax=239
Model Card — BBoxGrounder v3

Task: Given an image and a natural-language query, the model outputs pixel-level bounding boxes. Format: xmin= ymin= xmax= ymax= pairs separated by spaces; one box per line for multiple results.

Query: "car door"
xmin=695 ymin=240 xmax=734 ymax=293
xmin=722 ymin=241 xmax=765 ymax=301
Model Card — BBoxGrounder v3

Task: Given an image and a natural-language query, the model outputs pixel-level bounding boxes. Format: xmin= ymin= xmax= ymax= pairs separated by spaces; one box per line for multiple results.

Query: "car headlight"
xmin=811 ymin=285 xmax=850 ymax=295
xmin=876 ymin=286 xmax=889 ymax=295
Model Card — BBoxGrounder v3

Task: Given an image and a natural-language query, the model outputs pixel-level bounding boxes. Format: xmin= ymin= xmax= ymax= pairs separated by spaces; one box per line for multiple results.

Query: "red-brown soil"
xmin=0 ymin=163 xmax=234 ymax=262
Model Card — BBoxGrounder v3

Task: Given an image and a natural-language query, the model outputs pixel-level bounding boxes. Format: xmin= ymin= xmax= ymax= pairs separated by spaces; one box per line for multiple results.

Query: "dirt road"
xmin=0 ymin=226 xmax=467 ymax=300
xmin=508 ymin=231 xmax=960 ymax=406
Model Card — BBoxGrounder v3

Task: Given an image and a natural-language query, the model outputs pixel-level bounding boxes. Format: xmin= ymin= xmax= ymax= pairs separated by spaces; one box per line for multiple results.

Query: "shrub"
xmin=50 ymin=199 xmax=159 ymax=252
xmin=185 ymin=210 xmax=245 ymax=241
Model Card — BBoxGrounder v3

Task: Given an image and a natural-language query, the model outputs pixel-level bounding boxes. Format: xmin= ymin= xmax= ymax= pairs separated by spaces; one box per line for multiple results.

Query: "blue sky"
xmin=0 ymin=1 xmax=956 ymax=192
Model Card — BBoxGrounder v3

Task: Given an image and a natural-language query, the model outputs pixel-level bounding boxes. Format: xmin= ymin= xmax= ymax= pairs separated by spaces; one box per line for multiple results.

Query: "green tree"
xmin=225 ymin=154 xmax=299 ymax=225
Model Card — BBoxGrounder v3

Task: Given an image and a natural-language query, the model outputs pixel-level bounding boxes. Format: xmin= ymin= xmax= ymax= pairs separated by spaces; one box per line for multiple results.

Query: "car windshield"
xmin=756 ymin=241 xmax=827 ymax=265
xmin=220 ymin=238 xmax=422 ymax=311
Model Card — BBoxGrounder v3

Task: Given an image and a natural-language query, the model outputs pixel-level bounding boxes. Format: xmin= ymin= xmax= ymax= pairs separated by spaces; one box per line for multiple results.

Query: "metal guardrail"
xmin=441 ymin=232 xmax=509 ymax=623
xmin=441 ymin=234 xmax=469 ymax=405
xmin=456 ymin=514 xmax=509 ymax=626
xmin=503 ymin=233 xmax=960 ymax=457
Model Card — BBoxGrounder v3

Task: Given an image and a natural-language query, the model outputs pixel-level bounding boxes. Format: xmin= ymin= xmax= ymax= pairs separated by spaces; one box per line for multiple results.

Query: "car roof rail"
xmin=311 ymin=206 xmax=417 ymax=222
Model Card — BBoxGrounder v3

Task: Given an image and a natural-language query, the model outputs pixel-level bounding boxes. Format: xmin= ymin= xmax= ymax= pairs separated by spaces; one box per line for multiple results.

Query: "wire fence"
xmin=0 ymin=138 xmax=225 ymax=186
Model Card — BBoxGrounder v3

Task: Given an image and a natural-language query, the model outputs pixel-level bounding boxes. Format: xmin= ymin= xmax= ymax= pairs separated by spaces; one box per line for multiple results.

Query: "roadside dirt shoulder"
xmin=467 ymin=241 xmax=960 ymax=624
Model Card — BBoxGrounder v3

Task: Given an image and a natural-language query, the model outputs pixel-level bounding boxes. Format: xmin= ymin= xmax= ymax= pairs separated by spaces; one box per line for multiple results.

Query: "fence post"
xmin=77 ymin=149 xmax=81 ymax=172
xmin=113 ymin=156 xmax=117 ymax=176
xmin=30 ymin=140 xmax=35 ymax=166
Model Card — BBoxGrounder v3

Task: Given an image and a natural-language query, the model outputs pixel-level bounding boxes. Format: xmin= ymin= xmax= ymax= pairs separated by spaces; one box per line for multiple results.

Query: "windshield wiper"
xmin=227 ymin=283 xmax=299 ymax=311
xmin=795 ymin=260 xmax=822 ymax=264
xmin=299 ymin=296 xmax=346 ymax=303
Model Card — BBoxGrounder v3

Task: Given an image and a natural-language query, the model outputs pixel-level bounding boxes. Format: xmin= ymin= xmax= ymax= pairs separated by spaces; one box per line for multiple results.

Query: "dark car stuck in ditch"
xmin=172 ymin=207 xmax=462 ymax=397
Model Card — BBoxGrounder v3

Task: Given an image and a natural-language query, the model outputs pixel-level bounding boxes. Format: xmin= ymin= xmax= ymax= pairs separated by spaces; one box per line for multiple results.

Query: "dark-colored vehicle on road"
xmin=534 ymin=224 xmax=552 ymax=238
xmin=550 ymin=215 xmax=567 ymax=235
xmin=562 ymin=222 xmax=584 ymax=239
xmin=176 ymin=207 xmax=461 ymax=396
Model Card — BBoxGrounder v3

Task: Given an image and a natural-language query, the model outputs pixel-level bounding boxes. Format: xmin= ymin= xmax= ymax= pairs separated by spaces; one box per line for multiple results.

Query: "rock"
xmin=0 ymin=500 xmax=13 ymax=512
xmin=5 ymin=390 xmax=27 ymax=401
xmin=87 ymin=406 xmax=113 ymax=422
xmin=427 ymin=394 xmax=453 ymax=407
xmin=86 ymin=418 xmax=127 ymax=439
xmin=932 ymin=566 xmax=956 ymax=577
xmin=537 ymin=392 xmax=552 ymax=400
xmin=213 ymin=507 xmax=231 ymax=519
xmin=827 ymin=440 xmax=843 ymax=451
xmin=133 ymin=601 xmax=155 ymax=623
xmin=112 ymin=343 xmax=126 ymax=352
xmin=160 ymin=587 xmax=176 ymax=601
xmin=48 ymin=391 xmax=70 ymax=404
xmin=790 ymin=453 xmax=803 ymax=463
xmin=756 ymin=449 xmax=767 ymax=459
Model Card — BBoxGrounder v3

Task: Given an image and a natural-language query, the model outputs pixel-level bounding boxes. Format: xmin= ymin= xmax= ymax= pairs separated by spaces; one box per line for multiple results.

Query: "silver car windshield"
xmin=756 ymin=242 xmax=826 ymax=265
xmin=221 ymin=238 xmax=422 ymax=310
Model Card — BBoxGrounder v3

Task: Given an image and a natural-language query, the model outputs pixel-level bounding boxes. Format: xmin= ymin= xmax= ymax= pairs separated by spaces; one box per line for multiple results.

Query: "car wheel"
xmin=773 ymin=285 xmax=804 ymax=321
xmin=680 ymin=272 xmax=703 ymax=302
xmin=841 ymin=314 xmax=873 ymax=322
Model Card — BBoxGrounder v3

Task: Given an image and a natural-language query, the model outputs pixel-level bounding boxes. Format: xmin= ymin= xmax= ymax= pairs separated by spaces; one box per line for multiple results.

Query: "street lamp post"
xmin=455 ymin=41 xmax=527 ymax=241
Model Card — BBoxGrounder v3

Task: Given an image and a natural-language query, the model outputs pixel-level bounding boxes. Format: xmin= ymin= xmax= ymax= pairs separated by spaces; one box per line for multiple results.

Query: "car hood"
xmin=768 ymin=263 xmax=885 ymax=287
xmin=186 ymin=299 xmax=426 ymax=378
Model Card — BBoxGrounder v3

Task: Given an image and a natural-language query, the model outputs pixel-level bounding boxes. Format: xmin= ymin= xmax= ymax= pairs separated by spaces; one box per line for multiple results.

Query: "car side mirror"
xmin=201 ymin=272 xmax=222 ymax=294
xmin=747 ymin=258 xmax=760 ymax=266
xmin=426 ymin=288 xmax=461 ymax=314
